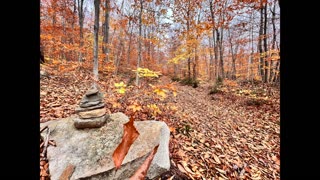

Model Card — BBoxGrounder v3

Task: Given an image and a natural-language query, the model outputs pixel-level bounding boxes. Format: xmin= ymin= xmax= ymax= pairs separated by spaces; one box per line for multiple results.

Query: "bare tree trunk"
xmin=217 ymin=28 xmax=224 ymax=78
xmin=93 ymin=0 xmax=100 ymax=83
xmin=247 ymin=11 xmax=254 ymax=81
xmin=77 ymin=0 xmax=85 ymax=62
xmin=270 ymin=0 xmax=278 ymax=83
xmin=228 ymin=29 xmax=238 ymax=80
xmin=126 ymin=25 xmax=133 ymax=65
xmin=114 ymin=0 xmax=125 ymax=74
xmin=208 ymin=35 xmax=214 ymax=80
xmin=136 ymin=0 xmax=143 ymax=86
xmin=62 ymin=4 xmax=67 ymax=61
xmin=102 ymin=0 xmax=110 ymax=62
xmin=193 ymin=48 xmax=198 ymax=80
xmin=263 ymin=2 xmax=269 ymax=83
xmin=209 ymin=0 xmax=218 ymax=80
xmin=185 ymin=0 xmax=191 ymax=80
xmin=126 ymin=9 xmax=135 ymax=65
xmin=69 ymin=0 xmax=77 ymax=61
xmin=148 ymin=28 xmax=152 ymax=67
xmin=258 ymin=1 xmax=264 ymax=81
xmin=114 ymin=44 xmax=123 ymax=75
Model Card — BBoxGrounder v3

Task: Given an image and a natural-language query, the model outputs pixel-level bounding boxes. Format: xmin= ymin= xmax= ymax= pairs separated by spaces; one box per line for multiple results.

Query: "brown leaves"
xmin=59 ymin=164 xmax=75 ymax=180
xmin=169 ymin=81 xmax=280 ymax=179
xmin=212 ymin=153 xmax=221 ymax=164
xmin=112 ymin=116 xmax=140 ymax=169
xmin=272 ymin=155 xmax=280 ymax=166
xmin=40 ymin=127 xmax=56 ymax=180
xmin=129 ymin=145 xmax=159 ymax=180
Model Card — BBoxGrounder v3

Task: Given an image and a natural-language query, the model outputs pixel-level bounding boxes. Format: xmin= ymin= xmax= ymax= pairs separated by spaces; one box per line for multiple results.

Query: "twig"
xmin=41 ymin=128 xmax=51 ymax=158
xmin=48 ymin=140 xmax=56 ymax=146
xmin=40 ymin=125 xmax=48 ymax=133
xmin=40 ymin=142 xmax=44 ymax=149
xmin=212 ymin=115 xmax=220 ymax=119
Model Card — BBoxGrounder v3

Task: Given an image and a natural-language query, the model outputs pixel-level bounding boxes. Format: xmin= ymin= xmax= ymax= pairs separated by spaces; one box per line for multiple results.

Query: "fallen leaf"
xmin=204 ymin=153 xmax=210 ymax=159
xmin=215 ymin=168 xmax=226 ymax=175
xmin=212 ymin=153 xmax=221 ymax=164
xmin=113 ymin=116 xmax=140 ymax=169
xmin=272 ymin=155 xmax=280 ymax=166
xmin=129 ymin=145 xmax=159 ymax=180
xmin=169 ymin=126 xmax=176 ymax=133
xmin=59 ymin=164 xmax=75 ymax=180
xmin=177 ymin=164 xmax=188 ymax=174
xmin=180 ymin=161 xmax=195 ymax=175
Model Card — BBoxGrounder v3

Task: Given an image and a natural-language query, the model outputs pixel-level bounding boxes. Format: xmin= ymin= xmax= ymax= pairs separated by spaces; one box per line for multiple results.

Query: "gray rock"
xmin=78 ymin=108 xmax=106 ymax=119
xmin=74 ymin=115 xmax=108 ymax=129
xmin=80 ymin=101 xmax=102 ymax=108
xmin=86 ymin=87 xmax=99 ymax=97
xmin=75 ymin=103 xmax=105 ymax=113
xmin=79 ymin=93 xmax=103 ymax=107
xmin=40 ymin=112 xmax=170 ymax=180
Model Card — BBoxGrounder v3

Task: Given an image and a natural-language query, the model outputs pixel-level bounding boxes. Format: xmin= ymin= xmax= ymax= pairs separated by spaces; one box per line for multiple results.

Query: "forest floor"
xmin=40 ymin=63 xmax=280 ymax=180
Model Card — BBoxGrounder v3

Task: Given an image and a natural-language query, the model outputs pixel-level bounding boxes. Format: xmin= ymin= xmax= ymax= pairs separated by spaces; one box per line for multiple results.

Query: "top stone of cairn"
xmin=85 ymin=85 xmax=99 ymax=97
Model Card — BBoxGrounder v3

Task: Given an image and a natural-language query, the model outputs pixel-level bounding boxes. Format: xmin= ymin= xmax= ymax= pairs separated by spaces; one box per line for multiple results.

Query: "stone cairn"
xmin=74 ymin=85 xmax=109 ymax=129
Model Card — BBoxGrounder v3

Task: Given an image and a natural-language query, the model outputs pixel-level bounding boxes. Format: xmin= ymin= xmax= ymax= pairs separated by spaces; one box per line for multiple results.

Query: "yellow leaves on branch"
xmin=114 ymin=81 xmax=126 ymax=94
xmin=133 ymin=68 xmax=161 ymax=78
xmin=259 ymin=49 xmax=280 ymax=61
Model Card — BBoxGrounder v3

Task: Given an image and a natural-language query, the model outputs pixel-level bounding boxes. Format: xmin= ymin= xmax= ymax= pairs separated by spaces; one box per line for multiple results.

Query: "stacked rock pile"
xmin=74 ymin=86 xmax=109 ymax=129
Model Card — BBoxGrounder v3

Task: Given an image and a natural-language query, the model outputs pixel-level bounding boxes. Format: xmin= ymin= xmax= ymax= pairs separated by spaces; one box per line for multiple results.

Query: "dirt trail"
xmin=159 ymin=76 xmax=280 ymax=179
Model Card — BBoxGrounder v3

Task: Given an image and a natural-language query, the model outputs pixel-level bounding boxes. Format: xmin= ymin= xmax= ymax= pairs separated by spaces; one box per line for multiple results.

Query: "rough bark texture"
xmin=77 ymin=0 xmax=85 ymax=62
xmin=103 ymin=0 xmax=110 ymax=62
xmin=258 ymin=1 xmax=264 ymax=80
xmin=93 ymin=0 xmax=100 ymax=82
xmin=263 ymin=3 xmax=268 ymax=83
xmin=136 ymin=0 xmax=143 ymax=86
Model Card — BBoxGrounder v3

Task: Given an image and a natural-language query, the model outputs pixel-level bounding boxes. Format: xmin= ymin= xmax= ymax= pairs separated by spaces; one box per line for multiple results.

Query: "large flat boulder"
xmin=40 ymin=112 xmax=170 ymax=180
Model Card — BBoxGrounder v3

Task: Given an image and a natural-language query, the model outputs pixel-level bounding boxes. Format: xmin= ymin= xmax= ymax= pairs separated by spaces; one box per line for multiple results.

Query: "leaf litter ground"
xmin=40 ymin=65 xmax=279 ymax=180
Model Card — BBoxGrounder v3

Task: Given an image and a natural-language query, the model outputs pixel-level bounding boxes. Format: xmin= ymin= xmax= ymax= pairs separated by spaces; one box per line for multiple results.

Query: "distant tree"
xmin=93 ymin=0 xmax=100 ymax=84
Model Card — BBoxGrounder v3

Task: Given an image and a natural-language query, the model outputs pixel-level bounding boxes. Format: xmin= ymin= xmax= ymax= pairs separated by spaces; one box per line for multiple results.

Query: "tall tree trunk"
xmin=263 ymin=2 xmax=269 ymax=83
xmin=148 ymin=28 xmax=152 ymax=67
xmin=270 ymin=0 xmax=278 ymax=83
xmin=208 ymin=35 xmax=214 ymax=80
xmin=193 ymin=48 xmax=198 ymax=80
xmin=187 ymin=21 xmax=191 ymax=79
xmin=126 ymin=9 xmax=135 ymax=65
xmin=114 ymin=0 xmax=125 ymax=74
xmin=174 ymin=64 xmax=177 ymax=78
xmin=93 ymin=0 xmax=100 ymax=83
xmin=209 ymin=0 xmax=218 ymax=79
xmin=136 ymin=0 xmax=143 ymax=86
xmin=217 ymin=28 xmax=224 ymax=78
xmin=258 ymin=1 xmax=264 ymax=81
xmin=228 ymin=29 xmax=238 ymax=80
xmin=102 ymin=0 xmax=110 ymax=62
xmin=70 ymin=0 xmax=77 ymax=61
xmin=77 ymin=0 xmax=85 ymax=62
xmin=247 ymin=11 xmax=254 ymax=81
xmin=126 ymin=23 xmax=133 ymax=65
